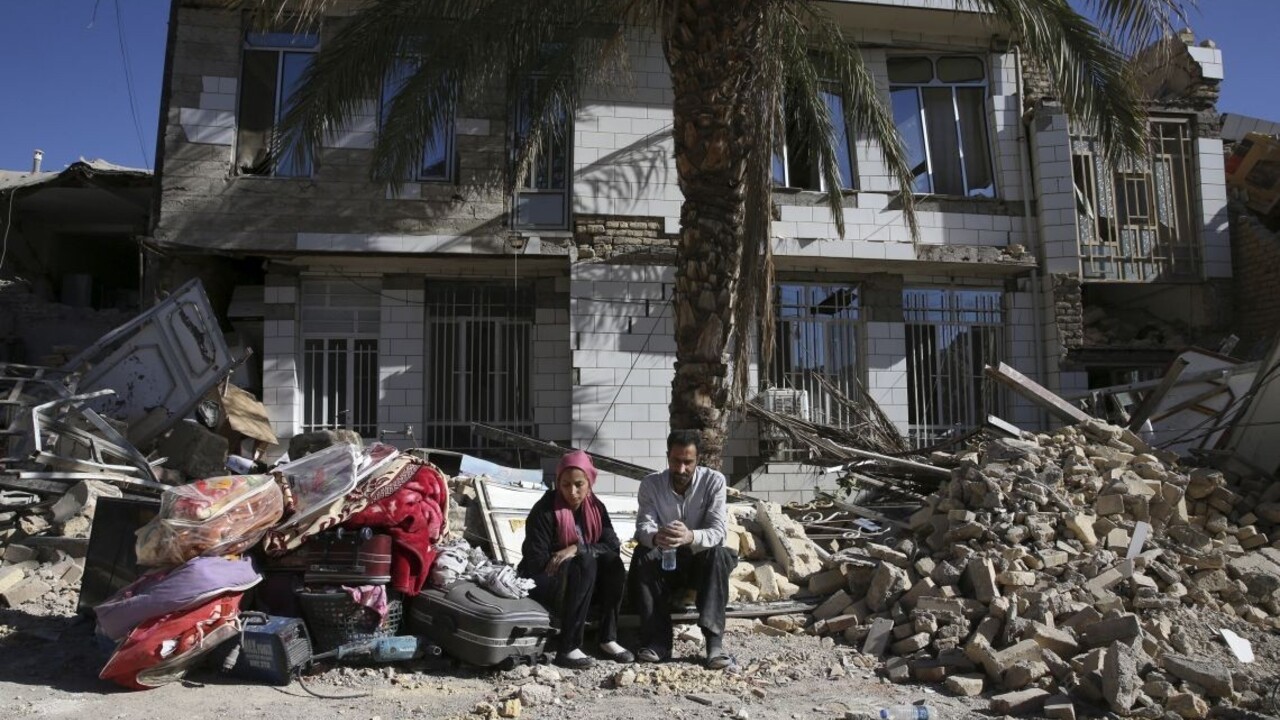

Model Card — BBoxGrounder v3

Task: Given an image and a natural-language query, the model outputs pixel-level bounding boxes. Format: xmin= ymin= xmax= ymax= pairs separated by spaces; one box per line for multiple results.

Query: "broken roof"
xmin=0 ymin=159 xmax=150 ymax=194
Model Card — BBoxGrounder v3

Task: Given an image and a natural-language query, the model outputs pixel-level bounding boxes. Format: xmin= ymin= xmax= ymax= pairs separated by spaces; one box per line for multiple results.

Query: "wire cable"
xmin=587 ymin=292 xmax=675 ymax=451
xmin=0 ymin=189 xmax=14 ymax=275
xmin=113 ymin=0 xmax=151 ymax=170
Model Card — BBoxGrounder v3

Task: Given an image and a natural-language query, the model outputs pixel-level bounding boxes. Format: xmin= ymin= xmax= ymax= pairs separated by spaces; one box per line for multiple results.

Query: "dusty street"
xmin=0 ymin=610 xmax=989 ymax=720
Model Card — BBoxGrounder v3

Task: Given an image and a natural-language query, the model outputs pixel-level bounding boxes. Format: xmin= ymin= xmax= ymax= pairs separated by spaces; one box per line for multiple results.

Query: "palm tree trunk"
xmin=663 ymin=0 xmax=769 ymax=470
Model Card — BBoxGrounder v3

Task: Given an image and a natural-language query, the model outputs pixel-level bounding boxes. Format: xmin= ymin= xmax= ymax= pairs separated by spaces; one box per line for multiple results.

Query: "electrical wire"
xmin=587 ymin=292 xmax=675 ymax=452
xmin=113 ymin=0 xmax=151 ymax=170
xmin=0 ymin=189 xmax=14 ymax=275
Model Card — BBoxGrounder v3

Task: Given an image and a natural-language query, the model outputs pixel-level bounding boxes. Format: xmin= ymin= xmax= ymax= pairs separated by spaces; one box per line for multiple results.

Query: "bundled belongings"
xmin=135 ymin=474 xmax=284 ymax=568
xmin=100 ymin=593 xmax=245 ymax=690
xmin=95 ymin=556 xmax=261 ymax=642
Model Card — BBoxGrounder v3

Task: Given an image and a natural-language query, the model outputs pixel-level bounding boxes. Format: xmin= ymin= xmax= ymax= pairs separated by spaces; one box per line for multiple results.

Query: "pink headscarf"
xmin=553 ymin=450 xmax=603 ymax=549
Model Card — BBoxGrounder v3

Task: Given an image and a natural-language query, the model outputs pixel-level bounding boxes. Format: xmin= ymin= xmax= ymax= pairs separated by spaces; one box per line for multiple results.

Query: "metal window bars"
xmin=904 ymin=289 xmax=1005 ymax=449
xmin=1072 ymin=119 xmax=1201 ymax=281
xmin=423 ymin=283 xmax=535 ymax=462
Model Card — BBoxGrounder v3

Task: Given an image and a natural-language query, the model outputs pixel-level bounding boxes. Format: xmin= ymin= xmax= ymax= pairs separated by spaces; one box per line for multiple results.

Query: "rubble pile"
xmin=802 ymin=418 xmax=1280 ymax=717
xmin=0 ymin=480 xmax=111 ymax=615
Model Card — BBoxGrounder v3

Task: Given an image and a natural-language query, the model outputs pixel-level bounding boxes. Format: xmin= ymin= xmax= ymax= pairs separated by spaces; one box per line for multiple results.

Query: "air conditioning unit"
xmin=758 ymin=388 xmax=811 ymax=441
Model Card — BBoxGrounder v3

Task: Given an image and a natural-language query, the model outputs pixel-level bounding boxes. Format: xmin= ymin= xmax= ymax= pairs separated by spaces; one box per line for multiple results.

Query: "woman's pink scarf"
xmin=553 ymin=450 xmax=602 ymax=549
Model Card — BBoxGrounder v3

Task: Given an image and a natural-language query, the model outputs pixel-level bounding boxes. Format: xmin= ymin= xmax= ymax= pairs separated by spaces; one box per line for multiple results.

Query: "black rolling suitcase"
xmin=407 ymin=580 xmax=554 ymax=668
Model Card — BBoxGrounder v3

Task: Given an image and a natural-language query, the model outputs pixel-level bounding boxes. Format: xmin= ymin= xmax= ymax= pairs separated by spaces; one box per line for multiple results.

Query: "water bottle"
xmin=661 ymin=547 xmax=677 ymax=571
xmin=878 ymin=706 xmax=933 ymax=720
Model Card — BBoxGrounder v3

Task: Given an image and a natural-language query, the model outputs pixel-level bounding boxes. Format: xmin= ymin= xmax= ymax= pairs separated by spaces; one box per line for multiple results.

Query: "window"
xmin=888 ymin=56 xmax=994 ymax=198
xmin=423 ymin=283 xmax=534 ymax=458
xmin=513 ymin=75 xmax=571 ymax=229
xmin=766 ymin=284 xmax=863 ymax=450
xmin=301 ymin=279 xmax=380 ymax=437
xmin=381 ymin=60 xmax=456 ymax=182
xmin=1073 ymin=120 xmax=1200 ymax=281
xmin=772 ymin=89 xmax=857 ymax=190
xmin=236 ymin=25 xmax=319 ymax=177
xmin=904 ymin=288 xmax=1004 ymax=448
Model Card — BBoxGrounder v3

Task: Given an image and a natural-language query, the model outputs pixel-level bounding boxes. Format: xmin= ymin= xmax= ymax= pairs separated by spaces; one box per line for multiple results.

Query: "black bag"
xmin=408 ymin=580 xmax=553 ymax=668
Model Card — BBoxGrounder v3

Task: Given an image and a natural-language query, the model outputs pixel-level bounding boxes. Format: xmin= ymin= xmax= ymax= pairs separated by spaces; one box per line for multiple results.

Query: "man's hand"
xmin=545 ymin=544 xmax=578 ymax=576
xmin=655 ymin=521 xmax=694 ymax=548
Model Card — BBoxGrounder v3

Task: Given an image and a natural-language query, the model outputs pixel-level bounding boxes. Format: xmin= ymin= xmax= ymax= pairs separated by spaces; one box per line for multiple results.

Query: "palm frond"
xmin=968 ymin=0 xmax=1149 ymax=163
xmin=787 ymin=1 xmax=920 ymax=240
xmin=272 ymin=0 xmax=630 ymax=189
xmin=1080 ymin=0 xmax=1193 ymax=56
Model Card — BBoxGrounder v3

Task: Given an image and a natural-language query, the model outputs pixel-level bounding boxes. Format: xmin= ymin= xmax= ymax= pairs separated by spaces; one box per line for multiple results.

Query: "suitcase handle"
xmin=464 ymin=590 xmax=504 ymax=614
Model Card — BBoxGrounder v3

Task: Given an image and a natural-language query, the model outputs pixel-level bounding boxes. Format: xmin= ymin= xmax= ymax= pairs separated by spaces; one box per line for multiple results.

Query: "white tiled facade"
xmin=157 ymin=2 xmax=1232 ymax=503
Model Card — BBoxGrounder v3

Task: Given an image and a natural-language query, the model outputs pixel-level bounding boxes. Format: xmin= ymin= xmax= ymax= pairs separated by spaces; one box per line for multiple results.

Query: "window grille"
xmin=300 ymin=279 xmax=380 ymax=437
xmin=1073 ymin=119 xmax=1200 ymax=281
xmin=423 ymin=283 xmax=535 ymax=460
xmin=904 ymin=288 xmax=1005 ymax=448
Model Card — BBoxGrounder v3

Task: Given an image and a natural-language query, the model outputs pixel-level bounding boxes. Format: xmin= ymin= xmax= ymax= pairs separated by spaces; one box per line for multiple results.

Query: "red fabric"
xmin=553 ymin=450 xmax=603 ymax=549
xmin=342 ymin=463 xmax=447 ymax=596
xmin=100 ymin=592 xmax=244 ymax=691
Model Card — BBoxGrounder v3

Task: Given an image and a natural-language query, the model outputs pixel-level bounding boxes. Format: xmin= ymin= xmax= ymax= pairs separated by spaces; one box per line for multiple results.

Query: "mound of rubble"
xmin=801 ymin=418 xmax=1280 ymax=718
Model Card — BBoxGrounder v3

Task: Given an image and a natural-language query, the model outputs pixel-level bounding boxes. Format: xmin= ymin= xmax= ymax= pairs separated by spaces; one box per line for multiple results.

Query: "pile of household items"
xmin=82 ymin=437 xmax=565 ymax=690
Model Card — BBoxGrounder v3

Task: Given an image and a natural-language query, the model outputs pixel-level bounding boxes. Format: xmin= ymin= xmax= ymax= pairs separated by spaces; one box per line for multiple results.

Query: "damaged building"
xmin=149 ymin=0 xmax=1234 ymax=498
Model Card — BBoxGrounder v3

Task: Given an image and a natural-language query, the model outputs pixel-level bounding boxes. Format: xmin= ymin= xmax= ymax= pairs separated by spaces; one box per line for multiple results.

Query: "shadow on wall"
xmin=574 ymin=127 xmax=673 ymax=215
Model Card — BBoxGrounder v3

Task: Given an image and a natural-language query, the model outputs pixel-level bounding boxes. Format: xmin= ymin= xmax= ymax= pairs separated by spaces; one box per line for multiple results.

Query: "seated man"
xmin=630 ymin=430 xmax=735 ymax=669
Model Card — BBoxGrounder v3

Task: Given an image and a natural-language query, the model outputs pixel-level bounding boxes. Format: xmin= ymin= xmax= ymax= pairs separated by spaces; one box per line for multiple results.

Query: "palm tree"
xmin=261 ymin=0 xmax=1189 ymax=469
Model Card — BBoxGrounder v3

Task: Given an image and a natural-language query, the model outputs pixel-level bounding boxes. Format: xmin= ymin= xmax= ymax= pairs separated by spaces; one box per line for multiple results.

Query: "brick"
xmin=891 ymin=632 xmax=931 ymax=655
xmin=1044 ymin=695 xmax=1076 ymax=720
xmin=3 ymin=545 xmax=36 ymax=564
xmin=0 ymin=566 xmax=25 ymax=594
xmin=0 ymin=579 xmax=50 ymax=608
xmin=944 ymin=673 xmax=984 ymax=697
xmin=862 ymin=617 xmax=894 ymax=657
xmin=967 ymin=557 xmax=999 ymax=603
xmin=812 ymin=590 xmax=852 ymax=621
xmin=1080 ymin=614 xmax=1141 ymax=647
xmin=990 ymin=688 xmax=1049 ymax=715
xmin=1032 ymin=624 xmax=1079 ymax=658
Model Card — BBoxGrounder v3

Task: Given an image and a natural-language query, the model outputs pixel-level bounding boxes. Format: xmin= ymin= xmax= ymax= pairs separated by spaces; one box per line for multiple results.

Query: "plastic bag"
xmin=135 ymin=475 xmax=284 ymax=568
xmin=272 ymin=443 xmax=359 ymax=534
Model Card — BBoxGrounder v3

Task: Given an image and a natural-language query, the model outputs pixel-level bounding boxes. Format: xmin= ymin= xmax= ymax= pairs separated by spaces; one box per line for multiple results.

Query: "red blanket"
xmin=342 ymin=462 xmax=448 ymax=596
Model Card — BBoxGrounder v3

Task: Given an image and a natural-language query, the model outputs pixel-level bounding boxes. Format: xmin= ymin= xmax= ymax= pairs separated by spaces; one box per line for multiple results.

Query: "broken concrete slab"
xmin=1160 ymin=654 xmax=1233 ymax=698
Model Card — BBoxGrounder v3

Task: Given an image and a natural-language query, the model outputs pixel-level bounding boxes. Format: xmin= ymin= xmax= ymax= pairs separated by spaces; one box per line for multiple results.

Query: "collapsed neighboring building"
xmin=0 ymin=158 xmax=152 ymax=365
xmin=150 ymin=0 xmax=1233 ymax=498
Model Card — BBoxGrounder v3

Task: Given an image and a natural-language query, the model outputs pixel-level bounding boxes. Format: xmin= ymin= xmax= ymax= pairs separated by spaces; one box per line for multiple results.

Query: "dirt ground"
xmin=0 ymin=608 xmax=992 ymax=720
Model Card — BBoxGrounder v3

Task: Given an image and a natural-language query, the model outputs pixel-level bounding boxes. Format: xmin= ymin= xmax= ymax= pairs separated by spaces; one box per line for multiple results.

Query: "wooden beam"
xmin=1127 ymin=357 xmax=1191 ymax=431
xmin=984 ymin=362 xmax=1093 ymax=425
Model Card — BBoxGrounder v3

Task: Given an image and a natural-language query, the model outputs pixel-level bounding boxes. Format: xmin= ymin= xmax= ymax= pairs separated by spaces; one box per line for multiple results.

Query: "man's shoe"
xmin=705 ymin=653 xmax=733 ymax=671
xmin=636 ymin=647 xmax=665 ymax=663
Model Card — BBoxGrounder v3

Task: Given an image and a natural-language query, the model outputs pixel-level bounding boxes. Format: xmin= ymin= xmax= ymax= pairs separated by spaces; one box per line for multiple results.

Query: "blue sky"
xmin=0 ymin=0 xmax=1277 ymax=172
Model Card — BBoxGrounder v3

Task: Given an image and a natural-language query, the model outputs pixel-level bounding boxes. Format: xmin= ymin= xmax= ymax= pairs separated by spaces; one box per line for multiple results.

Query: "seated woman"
xmin=518 ymin=450 xmax=634 ymax=668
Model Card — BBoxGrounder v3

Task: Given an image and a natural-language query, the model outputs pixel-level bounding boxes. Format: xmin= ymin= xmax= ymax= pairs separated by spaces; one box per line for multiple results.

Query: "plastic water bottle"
xmin=878 ymin=706 xmax=933 ymax=720
xmin=661 ymin=547 xmax=677 ymax=571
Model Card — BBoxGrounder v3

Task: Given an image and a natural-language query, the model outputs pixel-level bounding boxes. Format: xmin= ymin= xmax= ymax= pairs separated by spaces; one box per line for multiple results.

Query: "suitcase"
xmin=408 ymin=580 xmax=554 ymax=668
xmin=273 ymin=527 xmax=392 ymax=585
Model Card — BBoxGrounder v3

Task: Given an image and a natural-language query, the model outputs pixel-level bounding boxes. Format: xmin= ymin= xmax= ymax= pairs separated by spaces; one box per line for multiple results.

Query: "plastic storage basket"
xmin=296 ymin=590 xmax=403 ymax=653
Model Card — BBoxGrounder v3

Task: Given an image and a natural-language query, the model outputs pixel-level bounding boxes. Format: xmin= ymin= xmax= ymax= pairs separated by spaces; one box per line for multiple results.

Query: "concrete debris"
xmin=800 ymin=418 xmax=1280 ymax=715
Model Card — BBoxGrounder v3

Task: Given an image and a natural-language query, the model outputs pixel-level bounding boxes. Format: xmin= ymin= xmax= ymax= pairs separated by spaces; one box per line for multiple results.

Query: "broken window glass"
xmin=888 ymin=56 xmax=995 ymax=198
xmin=236 ymin=25 xmax=318 ymax=177
xmin=772 ymin=89 xmax=857 ymax=191
xmin=765 ymin=284 xmax=862 ymax=457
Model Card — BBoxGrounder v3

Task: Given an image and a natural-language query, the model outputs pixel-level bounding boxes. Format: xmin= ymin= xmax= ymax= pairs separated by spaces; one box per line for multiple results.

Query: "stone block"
xmin=990 ymin=688 xmax=1049 ymax=715
xmin=813 ymin=589 xmax=852 ymax=621
xmin=1032 ymin=624 xmax=1079 ymax=658
xmin=1161 ymin=654 xmax=1233 ymax=698
xmin=754 ymin=501 xmax=824 ymax=581
xmin=1066 ymin=514 xmax=1098 ymax=546
xmin=1095 ymin=494 xmax=1125 ymax=516
xmin=1102 ymin=640 xmax=1140 ymax=713
xmin=807 ymin=568 xmax=846 ymax=596
xmin=1080 ymin=614 xmax=1141 ymax=647
xmin=944 ymin=674 xmax=984 ymax=697
xmin=0 ymin=578 xmax=50 ymax=608
xmin=3 ymin=545 xmax=36 ymax=564
xmin=891 ymin=632 xmax=931 ymax=655
xmin=866 ymin=563 xmax=911 ymax=612
xmin=862 ymin=617 xmax=894 ymax=657
xmin=1044 ymin=695 xmax=1076 ymax=720
xmin=967 ymin=557 xmax=999 ymax=603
